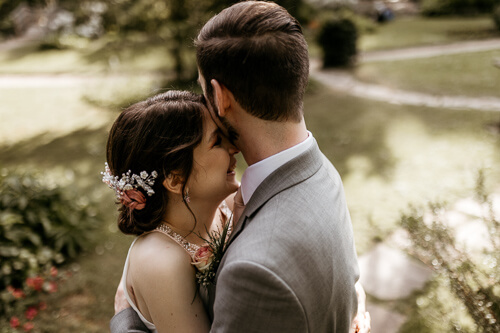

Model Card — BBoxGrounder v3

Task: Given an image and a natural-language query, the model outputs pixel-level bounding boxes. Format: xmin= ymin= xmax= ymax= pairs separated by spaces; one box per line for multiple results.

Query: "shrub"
xmin=317 ymin=17 xmax=358 ymax=68
xmin=494 ymin=5 xmax=500 ymax=31
xmin=400 ymin=172 xmax=500 ymax=332
xmin=0 ymin=265 xmax=68 ymax=331
xmin=0 ymin=170 xmax=99 ymax=318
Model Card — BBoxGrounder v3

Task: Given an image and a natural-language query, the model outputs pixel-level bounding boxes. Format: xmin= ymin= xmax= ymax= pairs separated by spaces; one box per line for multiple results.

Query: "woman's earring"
xmin=183 ymin=189 xmax=190 ymax=203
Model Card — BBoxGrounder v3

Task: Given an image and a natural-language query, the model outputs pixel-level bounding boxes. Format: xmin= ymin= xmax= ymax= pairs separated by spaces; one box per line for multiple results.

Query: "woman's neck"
xmin=162 ymin=195 xmax=221 ymax=245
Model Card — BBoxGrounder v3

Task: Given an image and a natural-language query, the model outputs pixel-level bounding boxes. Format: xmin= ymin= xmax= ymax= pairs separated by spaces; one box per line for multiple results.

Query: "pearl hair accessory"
xmin=101 ymin=162 xmax=158 ymax=200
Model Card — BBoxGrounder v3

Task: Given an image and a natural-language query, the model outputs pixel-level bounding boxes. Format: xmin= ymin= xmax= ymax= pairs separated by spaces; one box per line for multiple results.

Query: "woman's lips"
xmin=227 ymin=160 xmax=237 ymax=174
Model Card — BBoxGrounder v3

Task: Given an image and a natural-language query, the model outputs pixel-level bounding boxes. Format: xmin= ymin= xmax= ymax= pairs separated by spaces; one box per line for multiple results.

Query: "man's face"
xmin=197 ymin=70 xmax=240 ymax=146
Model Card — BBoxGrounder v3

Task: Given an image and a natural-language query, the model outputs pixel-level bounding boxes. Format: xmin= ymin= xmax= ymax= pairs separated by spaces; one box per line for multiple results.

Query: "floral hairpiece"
xmin=101 ymin=162 xmax=158 ymax=199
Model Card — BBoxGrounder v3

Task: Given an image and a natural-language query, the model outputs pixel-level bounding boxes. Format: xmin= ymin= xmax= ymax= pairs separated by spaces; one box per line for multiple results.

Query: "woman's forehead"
xmin=203 ymin=111 xmax=218 ymax=136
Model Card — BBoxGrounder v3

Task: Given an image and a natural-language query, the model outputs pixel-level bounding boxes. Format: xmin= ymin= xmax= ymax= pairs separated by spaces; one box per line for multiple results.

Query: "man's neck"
xmin=239 ymin=118 xmax=308 ymax=166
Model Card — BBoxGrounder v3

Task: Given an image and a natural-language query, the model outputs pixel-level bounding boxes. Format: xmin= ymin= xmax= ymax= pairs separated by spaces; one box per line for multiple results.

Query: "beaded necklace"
xmin=154 ymin=223 xmax=200 ymax=258
xmin=153 ymin=201 xmax=232 ymax=259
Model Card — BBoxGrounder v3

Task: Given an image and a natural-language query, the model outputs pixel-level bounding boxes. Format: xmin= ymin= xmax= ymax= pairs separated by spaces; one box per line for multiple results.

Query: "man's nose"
xmin=227 ymin=142 xmax=239 ymax=155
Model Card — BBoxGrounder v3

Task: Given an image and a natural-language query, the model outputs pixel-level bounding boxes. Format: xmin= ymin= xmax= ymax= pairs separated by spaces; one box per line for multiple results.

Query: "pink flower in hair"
xmin=101 ymin=163 xmax=158 ymax=209
xmin=120 ymin=189 xmax=147 ymax=211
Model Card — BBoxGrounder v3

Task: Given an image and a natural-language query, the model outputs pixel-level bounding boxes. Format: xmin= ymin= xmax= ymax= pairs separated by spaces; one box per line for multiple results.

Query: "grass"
xmin=2 ymin=77 xmax=499 ymax=331
xmin=354 ymin=49 xmax=500 ymax=97
xmin=0 ymin=36 xmax=184 ymax=75
xmin=1 ymin=20 xmax=500 ymax=330
xmin=304 ymin=84 xmax=500 ymax=254
xmin=359 ymin=15 xmax=499 ymax=52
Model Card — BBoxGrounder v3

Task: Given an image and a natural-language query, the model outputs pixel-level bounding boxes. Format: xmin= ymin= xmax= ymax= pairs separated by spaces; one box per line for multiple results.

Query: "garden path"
xmin=359 ymin=38 xmax=500 ymax=62
xmin=310 ymin=38 xmax=500 ymax=112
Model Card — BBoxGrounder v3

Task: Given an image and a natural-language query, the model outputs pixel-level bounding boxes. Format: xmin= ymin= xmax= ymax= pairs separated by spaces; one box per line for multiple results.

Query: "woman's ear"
xmin=211 ymin=79 xmax=231 ymax=117
xmin=163 ymin=173 xmax=185 ymax=195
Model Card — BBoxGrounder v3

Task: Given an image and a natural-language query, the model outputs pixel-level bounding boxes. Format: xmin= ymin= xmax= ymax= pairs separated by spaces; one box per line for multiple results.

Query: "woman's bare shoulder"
xmin=129 ymin=232 xmax=194 ymax=281
xmin=127 ymin=233 xmax=208 ymax=331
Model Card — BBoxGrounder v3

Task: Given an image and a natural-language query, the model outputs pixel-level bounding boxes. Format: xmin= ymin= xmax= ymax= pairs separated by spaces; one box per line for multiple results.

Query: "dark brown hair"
xmin=196 ymin=1 xmax=309 ymax=122
xmin=106 ymin=91 xmax=205 ymax=235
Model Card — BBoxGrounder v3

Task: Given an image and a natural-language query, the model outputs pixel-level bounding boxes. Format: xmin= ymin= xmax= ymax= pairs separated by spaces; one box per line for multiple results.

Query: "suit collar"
xmin=228 ymin=139 xmax=323 ymax=244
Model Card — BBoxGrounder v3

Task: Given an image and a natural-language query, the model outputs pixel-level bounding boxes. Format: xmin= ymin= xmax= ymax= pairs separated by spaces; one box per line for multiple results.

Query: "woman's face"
xmin=187 ymin=111 xmax=239 ymax=203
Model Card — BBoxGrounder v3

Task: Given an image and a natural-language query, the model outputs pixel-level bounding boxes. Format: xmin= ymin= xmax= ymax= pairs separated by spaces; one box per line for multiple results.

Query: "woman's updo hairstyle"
xmin=106 ymin=90 xmax=205 ymax=235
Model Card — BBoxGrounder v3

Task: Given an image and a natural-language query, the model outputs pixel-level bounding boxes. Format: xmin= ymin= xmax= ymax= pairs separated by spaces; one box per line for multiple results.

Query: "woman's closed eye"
xmin=212 ymin=133 xmax=222 ymax=147
xmin=215 ymin=134 xmax=223 ymax=146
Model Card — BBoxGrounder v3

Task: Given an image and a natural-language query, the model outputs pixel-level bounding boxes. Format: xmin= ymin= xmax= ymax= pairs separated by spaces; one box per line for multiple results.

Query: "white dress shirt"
xmin=240 ymin=131 xmax=314 ymax=205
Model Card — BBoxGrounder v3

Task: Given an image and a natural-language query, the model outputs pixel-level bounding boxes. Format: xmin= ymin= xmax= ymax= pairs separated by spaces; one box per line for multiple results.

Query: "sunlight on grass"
xmin=360 ymin=16 xmax=498 ymax=52
xmin=0 ymin=41 xmax=177 ymax=74
xmin=0 ymin=77 xmax=164 ymax=145
xmin=0 ymin=47 xmax=106 ymax=74
xmin=0 ymin=88 xmax=101 ymax=144
xmin=356 ymin=50 xmax=500 ymax=97
xmin=304 ymin=87 xmax=500 ymax=254
xmin=0 ymin=86 xmax=110 ymax=145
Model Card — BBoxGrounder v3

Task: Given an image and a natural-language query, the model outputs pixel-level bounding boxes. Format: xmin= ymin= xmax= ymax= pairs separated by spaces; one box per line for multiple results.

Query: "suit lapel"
xmin=227 ymin=139 xmax=323 ymax=245
xmin=209 ymin=140 xmax=324 ymax=313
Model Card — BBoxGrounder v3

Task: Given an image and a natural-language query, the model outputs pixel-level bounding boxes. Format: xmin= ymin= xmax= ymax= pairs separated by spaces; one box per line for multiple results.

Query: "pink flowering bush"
xmin=1 ymin=265 xmax=67 ymax=332
xmin=0 ymin=171 xmax=99 ymax=322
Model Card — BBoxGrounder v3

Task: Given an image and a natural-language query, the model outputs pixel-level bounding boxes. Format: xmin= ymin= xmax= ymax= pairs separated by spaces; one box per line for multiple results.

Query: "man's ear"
xmin=211 ymin=79 xmax=231 ymax=117
xmin=163 ymin=173 xmax=185 ymax=195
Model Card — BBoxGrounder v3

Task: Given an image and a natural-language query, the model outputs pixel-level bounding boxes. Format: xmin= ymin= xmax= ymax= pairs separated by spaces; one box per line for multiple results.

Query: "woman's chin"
xmin=227 ymin=181 xmax=239 ymax=194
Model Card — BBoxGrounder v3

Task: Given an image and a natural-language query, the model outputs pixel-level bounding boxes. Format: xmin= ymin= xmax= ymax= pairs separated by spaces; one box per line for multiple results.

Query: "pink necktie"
xmin=232 ymin=187 xmax=245 ymax=224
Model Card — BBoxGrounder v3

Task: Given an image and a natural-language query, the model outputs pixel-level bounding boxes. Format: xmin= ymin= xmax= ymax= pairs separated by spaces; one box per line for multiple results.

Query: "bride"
xmin=103 ymin=90 xmax=239 ymax=332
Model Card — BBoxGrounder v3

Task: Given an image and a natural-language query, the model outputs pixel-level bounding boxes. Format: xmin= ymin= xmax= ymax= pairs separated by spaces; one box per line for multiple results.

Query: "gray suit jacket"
xmin=207 ymin=139 xmax=359 ymax=332
xmin=110 ymin=140 xmax=359 ymax=332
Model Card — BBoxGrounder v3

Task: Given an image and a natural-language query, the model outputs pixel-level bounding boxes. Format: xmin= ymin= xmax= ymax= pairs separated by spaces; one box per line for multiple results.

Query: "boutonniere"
xmin=193 ymin=217 xmax=232 ymax=286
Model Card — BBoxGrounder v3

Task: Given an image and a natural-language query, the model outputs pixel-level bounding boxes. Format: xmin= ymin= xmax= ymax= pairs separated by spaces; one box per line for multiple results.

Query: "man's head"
xmin=195 ymin=1 xmax=309 ymax=125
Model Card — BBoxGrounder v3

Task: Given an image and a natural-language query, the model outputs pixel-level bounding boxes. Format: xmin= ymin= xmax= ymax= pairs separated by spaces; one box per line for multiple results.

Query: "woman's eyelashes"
xmin=213 ymin=134 xmax=222 ymax=147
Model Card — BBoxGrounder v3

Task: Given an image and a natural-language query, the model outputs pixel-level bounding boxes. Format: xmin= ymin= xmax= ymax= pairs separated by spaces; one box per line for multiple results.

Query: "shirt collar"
xmin=240 ymin=131 xmax=313 ymax=204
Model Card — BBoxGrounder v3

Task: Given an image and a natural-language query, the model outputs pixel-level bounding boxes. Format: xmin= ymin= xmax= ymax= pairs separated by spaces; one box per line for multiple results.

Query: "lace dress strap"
xmin=148 ymin=200 xmax=232 ymax=259
xmin=150 ymin=223 xmax=200 ymax=259
xmin=219 ymin=200 xmax=232 ymax=221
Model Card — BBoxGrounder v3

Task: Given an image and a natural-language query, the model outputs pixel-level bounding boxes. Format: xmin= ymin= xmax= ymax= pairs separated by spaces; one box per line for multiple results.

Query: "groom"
xmin=112 ymin=1 xmax=362 ymax=332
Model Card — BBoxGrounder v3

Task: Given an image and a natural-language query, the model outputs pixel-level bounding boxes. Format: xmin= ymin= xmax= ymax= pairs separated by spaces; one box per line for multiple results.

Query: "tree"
xmin=2 ymin=0 xmax=313 ymax=83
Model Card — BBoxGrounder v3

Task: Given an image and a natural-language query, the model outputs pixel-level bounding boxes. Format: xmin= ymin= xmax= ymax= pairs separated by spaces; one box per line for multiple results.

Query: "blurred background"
xmin=0 ymin=0 xmax=499 ymax=332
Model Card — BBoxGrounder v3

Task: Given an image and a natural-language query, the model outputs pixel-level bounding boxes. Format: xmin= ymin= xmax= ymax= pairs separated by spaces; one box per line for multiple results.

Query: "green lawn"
xmin=355 ymin=49 xmax=500 ymax=97
xmin=2 ymin=19 xmax=500 ymax=330
xmin=0 ymin=37 xmax=180 ymax=75
xmin=304 ymin=84 xmax=500 ymax=253
xmin=359 ymin=16 xmax=499 ymax=52
xmin=2 ymin=76 xmax=499 ymax=331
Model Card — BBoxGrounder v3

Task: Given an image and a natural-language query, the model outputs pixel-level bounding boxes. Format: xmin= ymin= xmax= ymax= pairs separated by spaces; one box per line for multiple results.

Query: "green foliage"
xmin=421 ymin=0 xmax=500 ymax=16
xmin=0 ymin=170 xmax=99 ymax=304
xmin=317 ymin=17 xmax=358 ymax=68
xmin=400 ymin=172 xmax=500 ymax=332
xmin=494 ymin=5 xmax=500 ymax=30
